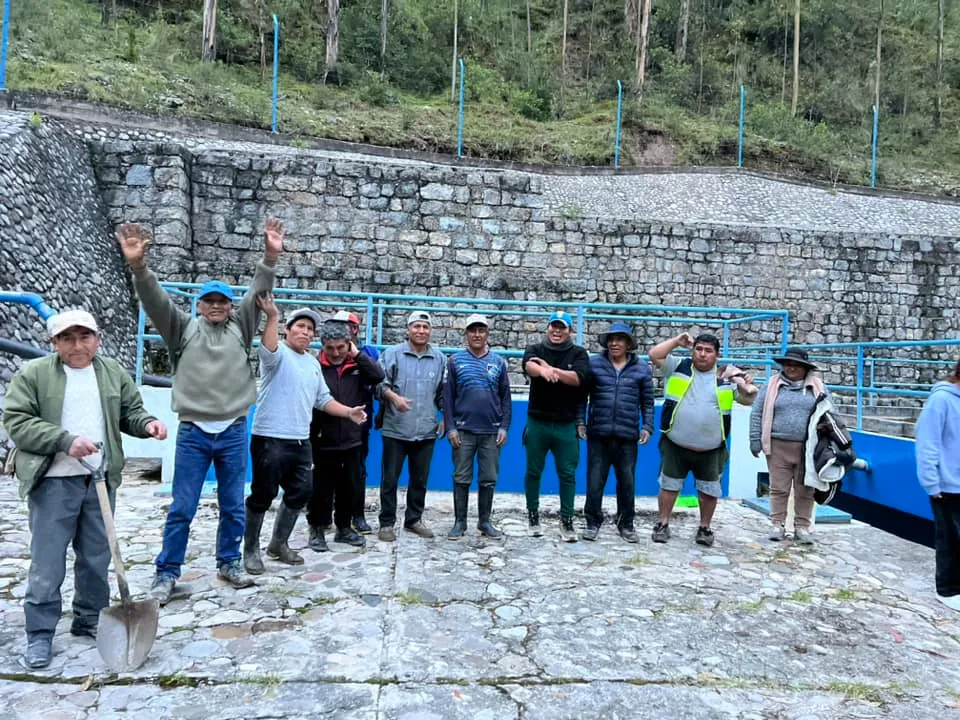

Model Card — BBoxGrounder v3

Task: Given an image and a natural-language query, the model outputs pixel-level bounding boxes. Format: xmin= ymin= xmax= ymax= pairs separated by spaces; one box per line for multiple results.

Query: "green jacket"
xmin=3 ymin=354 xmax=157 ymax=498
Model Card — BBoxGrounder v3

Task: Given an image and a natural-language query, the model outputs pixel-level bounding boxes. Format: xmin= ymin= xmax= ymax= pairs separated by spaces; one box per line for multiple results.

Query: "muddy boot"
xmin=448 ymin=485 xmax=469 ymax=539
xmin=243 ymin=508 xmax=266 ymax=575
xmin=266 ymin=503 xmax=304 ymax=565
xmin=477 ymin=485 xmax=503 ymax=538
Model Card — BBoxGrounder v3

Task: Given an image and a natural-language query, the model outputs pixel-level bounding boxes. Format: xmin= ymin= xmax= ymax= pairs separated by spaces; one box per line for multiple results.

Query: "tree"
xmin=202 ymin=0 xmax=218 ymax=62
xmin=874 ymin=0 xmax=883 ymax=112
xmin=676 ymin=0 xmax=689 ymax=62
xmin=562 ymin=0 xmax=570 ymax=76
xmin=450 ymin=0 xmax=459 ymax=101
xmin=325 ymin=0 xmax=341 ymax=84
xmin=791 ymin=0 xmax=800 ymax=116
xmin=634 ymin=0 xmax=651 ymax=95
xmin=935 ymin=0 xmax=944 ymax=129
xmin=380 ymin=0 xmax=389 ymax=74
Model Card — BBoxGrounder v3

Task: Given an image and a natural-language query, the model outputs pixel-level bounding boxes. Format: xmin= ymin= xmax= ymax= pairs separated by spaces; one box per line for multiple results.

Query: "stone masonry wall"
xmin=0 ymin=116 xmax=138 ymax=457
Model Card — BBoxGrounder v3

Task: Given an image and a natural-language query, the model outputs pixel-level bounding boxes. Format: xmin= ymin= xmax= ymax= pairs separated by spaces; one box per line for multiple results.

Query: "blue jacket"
xmin=579 ymin=352 xmax=655 ymax=441
xmin=916 ymin=381 xmax=960 ymax=496
xmin=442 ymin=349 xmax=512 ymax=435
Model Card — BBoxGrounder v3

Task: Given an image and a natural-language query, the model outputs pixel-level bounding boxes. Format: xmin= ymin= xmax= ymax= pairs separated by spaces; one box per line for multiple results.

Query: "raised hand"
xmin=263 ymin=218 xmax=284 ymax=260
xmin=256 ymin=292 xmax=279 ymax=319
xmin=115 ymin=223 xmax=151 ymax=269
xmin=676 ymin=332 xmax=695 ymax=349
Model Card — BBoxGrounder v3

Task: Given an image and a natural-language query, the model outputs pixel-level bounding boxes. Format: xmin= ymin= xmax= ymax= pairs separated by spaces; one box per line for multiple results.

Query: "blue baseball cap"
xmin=547 ymin=311 xmax=572 ymax=329
xmin=198 ymin=281 xmax=235 ymax=302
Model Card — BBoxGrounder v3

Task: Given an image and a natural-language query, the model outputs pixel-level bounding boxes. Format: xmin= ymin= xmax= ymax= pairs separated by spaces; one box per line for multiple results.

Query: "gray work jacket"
xmin=376 ymin=341 xmax=446 ymax=441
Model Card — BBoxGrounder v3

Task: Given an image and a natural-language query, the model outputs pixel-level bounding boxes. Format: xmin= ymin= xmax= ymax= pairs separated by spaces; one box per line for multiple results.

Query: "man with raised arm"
xmin=244 ymin=298 xmax=368 ymax=573
xmin=116 ymin=219 xmax=283 ymax=603
xmin=648 ymin=331 xmax=752 ymax=547
xmin=4 ymin=310 xmax=167 ymax=669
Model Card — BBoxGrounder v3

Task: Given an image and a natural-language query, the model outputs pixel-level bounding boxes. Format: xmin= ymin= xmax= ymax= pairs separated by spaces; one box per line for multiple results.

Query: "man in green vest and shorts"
xmin=648 ymin=332 xmax=752 ymax=547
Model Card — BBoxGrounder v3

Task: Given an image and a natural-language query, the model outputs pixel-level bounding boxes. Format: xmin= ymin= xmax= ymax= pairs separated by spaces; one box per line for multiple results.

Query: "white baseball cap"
xmin=285 ymin=308 xmax=322 ymax=329
xmin=407 ymin=310 xmax=432 ymax=326
xmin=464 ymin=314 xmax=489 ymax=329
xmin=48 ymin=310 xmax=99 ymax=337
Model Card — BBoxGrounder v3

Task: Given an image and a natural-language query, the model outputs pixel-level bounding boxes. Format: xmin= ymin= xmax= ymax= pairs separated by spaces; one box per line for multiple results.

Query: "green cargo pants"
xmin=523 ymin=417 xmax=580 ymax=520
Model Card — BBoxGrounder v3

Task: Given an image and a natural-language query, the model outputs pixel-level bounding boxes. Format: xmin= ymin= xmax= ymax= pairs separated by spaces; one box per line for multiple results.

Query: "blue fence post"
xmin=575 ymin=305 xmax=585 ymax=346
xmin=457 ymin=58 xmax=465 ymax=158
xmin=0 ymin=0 xmax=10 ymax=92
xmin=721 ymin=322 xmax=730 ymax=358
xmin=376 ymin=303 xmax=384 ymax=346
xmin=868 ymin=358 xmax=876 ymax=408
xmin=870 ymin=105 xmax=879 ymax=188
xmin=780 ymin=312 xmax=790 ymax=355
xmin=737 ymin=84 xmax=745 ymax=168
xmin=614 ymin=80 xmax=623 ymax=168
xmin=364 ymin=295 xmax=374 ymax=346
xmin=135 ymin=306 xmax=146 ymax=386
xmin=856 ymin=345 xmax=865 ymax=431
xmin=271 ymin=14 xmax=279 ymax=134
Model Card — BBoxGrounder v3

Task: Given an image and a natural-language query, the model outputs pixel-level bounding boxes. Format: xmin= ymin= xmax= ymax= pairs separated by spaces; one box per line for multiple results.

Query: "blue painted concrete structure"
xmin=843 ymin=430 xmax=931 ymax=521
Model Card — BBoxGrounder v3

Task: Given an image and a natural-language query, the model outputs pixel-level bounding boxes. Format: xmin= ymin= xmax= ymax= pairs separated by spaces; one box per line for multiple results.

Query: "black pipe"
xmin=0 ymin=338 xmax=173 ymax=388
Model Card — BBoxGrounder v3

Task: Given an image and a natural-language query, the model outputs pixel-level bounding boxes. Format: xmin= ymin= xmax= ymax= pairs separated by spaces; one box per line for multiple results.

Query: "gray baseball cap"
xmin=285 ymin=308 xmax=322 ymax=329
xmin=464 ymin=314 xmax=489 ymax=329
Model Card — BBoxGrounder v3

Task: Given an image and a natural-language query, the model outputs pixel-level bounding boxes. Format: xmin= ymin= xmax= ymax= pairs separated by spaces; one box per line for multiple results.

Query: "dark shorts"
xmin=657 ymin=435 xmax=727 ymax=498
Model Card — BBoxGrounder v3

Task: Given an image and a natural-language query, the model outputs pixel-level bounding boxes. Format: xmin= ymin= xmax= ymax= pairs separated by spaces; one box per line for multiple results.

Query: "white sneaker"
xmin=793 ymin=528 xmax=815 ymax=545
xmin=936 ymin=594 xmax=960 ymax=612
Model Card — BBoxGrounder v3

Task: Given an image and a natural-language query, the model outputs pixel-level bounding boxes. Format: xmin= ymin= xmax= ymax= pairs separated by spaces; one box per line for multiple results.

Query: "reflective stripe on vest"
xmin=661 ymin=359 xmax=735 ymax=441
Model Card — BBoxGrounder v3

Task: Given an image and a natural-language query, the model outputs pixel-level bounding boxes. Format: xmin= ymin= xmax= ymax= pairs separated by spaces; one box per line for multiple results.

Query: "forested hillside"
xmin=4 ymin=0 xmax=959 ymax=193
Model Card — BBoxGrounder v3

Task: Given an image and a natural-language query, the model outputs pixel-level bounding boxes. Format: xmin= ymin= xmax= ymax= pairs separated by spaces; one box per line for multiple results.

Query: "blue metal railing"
xmin=0 ymin=291 xmax=58 ymax=321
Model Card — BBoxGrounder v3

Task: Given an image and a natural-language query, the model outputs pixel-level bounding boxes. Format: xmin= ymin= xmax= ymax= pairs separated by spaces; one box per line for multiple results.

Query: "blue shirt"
xmin=443 ymin=349 xmax=512 ymax=435
xmin=916 ymin=382 xmax=960 ymax=496
xmin=252 ymin=342 xmax=332 ymax=440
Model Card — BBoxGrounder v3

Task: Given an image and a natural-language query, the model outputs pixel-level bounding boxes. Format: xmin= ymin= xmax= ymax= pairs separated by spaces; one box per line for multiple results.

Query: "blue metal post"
xmin=721 ymin=322 xmax=730 ymax=358
xmin=0 ymin=0 xmax=10 ymax=92
xmin=135 ymin=306 xmax=146 ymax=386
xmin=780 ymin=312 xmax=790 ymax=355
xmin=457 ymin=58 xmax=465 ymax=158
xmin=856 ymin=345 xmax=865 ymax=431
xmin=737 ymin=84 xmax=745 ymax=168
xmin=870 ymin=105 xmax=879 ymax=188
xmin=614 ymin=80 xmax=623 ymax=168
xmin=376 ymin=303 xmax=384 ymax=346
xmin=868 ymin=358 xmax=876 ymax=408
xmin=271 ymin=14 xmax=279 ymax=134
xmin=575 ymin=305 xmax=585 ymax=345
xmin=365 ymin=295 xmax=374 ymax=346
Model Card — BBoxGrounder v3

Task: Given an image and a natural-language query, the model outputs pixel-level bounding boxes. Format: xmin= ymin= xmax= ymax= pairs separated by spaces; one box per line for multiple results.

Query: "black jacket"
xmin=311 ymin=351 xmax=385 ymax=451
xmin=522 ymin=341 xmax=591 ymax=423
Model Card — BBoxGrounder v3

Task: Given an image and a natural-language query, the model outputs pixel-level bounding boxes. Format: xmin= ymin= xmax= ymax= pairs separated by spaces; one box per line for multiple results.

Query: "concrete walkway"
xmin=1 ymin=463 xmax=958 ymax=719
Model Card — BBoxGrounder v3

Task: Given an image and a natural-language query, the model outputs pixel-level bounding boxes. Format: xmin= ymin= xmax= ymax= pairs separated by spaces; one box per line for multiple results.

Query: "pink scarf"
xmin=760 ymin=372 xmax=826 ymax=455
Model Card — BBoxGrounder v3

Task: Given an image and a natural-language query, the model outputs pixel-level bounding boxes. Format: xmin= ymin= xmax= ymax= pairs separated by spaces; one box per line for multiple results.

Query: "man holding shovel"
xmin=116 ymin=219 xmax=283 ymax=602
xmin=3 ymin=310 xmax=167 ymax=669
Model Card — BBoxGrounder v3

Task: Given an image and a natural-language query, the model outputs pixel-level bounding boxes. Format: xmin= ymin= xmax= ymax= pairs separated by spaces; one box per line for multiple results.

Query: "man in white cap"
xmin=4 ymin=310 xmax=167 ymax=669
xmin=243 ymin=296 xmax=367 ymax=575
xmin=375 ymin=310 xmax=446 ymax=541
xmin=443 ymin=314 xmax=512 ymax=539
xmin=115 ymin=219 xmax=283 ymax=602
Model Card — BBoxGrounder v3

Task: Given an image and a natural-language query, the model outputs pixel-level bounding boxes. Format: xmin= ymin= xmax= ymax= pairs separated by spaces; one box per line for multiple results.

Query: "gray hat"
xmin=320 ymin=321 xmax=351 ymax=342
xmin=285 ymin=308 xmax=322 ymax=330
xmin=464 ymin=313 xmax=489 ymax=330
xmin=407 ymin=310 xmax=432 ymax=326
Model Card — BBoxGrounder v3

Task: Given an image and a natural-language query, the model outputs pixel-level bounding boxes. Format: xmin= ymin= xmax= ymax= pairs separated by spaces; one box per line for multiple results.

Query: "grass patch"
xmin=788 ymin=590 xmax=813 ymax=603
xmin=157 ymin=672 xmax=202 ymax=688
xmin=833 ymin=588 xmax=858 ymax=601
xmin=624 ymin=554 xmax=652 ymax=566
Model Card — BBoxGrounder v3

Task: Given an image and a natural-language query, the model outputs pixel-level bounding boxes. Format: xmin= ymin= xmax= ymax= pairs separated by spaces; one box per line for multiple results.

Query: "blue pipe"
xmin=870 ymin=104 xmax=879 ymax=188
xmin=0 ymin=291 xmax=58 ymax=320
xmin=135 ymin=305 xmax=146 ymax=386
xmin=457 ymin=58 xmax=465 ymax=157
xmin=0 ymin=0 xmax=10 ymax=92
xmin=364 ymin=296 xmax=374 ymax=347
xmin=271 ymin=14 xmax=279 ymax=134
xmin=614 ymin=80 xmax=623 ymax=168
xmin=737 ymin=84 xmax=745 ymax=169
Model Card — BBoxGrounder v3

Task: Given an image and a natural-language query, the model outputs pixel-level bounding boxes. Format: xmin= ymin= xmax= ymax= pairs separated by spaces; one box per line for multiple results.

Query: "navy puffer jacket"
xmin=579 ymin=352 xmax=655 ymax=441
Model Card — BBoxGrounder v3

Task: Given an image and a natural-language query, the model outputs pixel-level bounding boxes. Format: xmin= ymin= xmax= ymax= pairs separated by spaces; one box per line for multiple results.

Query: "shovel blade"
xmin=97 ymin=599 xmax=160 ymax=672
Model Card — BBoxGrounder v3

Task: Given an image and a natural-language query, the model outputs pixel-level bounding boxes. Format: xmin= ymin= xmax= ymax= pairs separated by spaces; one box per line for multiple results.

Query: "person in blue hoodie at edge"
xmin=916 ymin=357 xmax=960 ymax=612
xmin=576 ymin=321 xmax=655 ymax=544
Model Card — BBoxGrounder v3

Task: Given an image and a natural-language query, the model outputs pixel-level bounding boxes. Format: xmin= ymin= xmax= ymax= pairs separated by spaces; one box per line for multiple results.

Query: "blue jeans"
xmin=155 ymin=420 xmax=247 ymax=578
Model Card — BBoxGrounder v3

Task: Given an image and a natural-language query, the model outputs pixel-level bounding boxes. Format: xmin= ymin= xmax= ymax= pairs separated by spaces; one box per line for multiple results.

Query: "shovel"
xmin=77 ymin=454 xmax=159 ymax=672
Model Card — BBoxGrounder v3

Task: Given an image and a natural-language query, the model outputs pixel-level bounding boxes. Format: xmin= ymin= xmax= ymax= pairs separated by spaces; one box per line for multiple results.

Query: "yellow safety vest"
xmin=661 ymin=358 xmax=735 ymax=443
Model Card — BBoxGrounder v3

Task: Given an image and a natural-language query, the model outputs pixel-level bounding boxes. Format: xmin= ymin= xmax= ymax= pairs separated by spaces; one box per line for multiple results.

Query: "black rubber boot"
xmin=477 ymin=485 xmax=503 ymax=538
xmin=266 ymin=504 xmax=304 ymax=565
xmin=309 ymin=525 xmax=329 ymax=552
xmin=243 ymin=508 xmax=266 ymax=575
xmin=448 ymin=485 xmax=469 ymax=539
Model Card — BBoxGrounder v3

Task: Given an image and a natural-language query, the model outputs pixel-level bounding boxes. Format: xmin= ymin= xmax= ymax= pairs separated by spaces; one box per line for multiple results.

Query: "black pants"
xmin=584 ymin=437 xmax=638 ymax=529
xmin=932 ymin=493 xmax=960 ymax=597
xmin=360 ymin=429 xmax=371 ymax=484
xmin=247 ymin=435 xmax=313 ymax=513
xmin=307 ymin=446 xmax=362 ymax=530
xmin=379 ymin=437 xmax=435 ymax=527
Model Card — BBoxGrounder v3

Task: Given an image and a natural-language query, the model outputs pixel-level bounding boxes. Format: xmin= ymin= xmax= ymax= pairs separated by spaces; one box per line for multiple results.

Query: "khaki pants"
xmin=767 ymin=439 xmax=816 ymax=530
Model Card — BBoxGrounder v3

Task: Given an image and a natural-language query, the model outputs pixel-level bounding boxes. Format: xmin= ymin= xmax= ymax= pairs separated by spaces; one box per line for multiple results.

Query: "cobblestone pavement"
xmin=542 ymin=172 xmax=960 ymax=235
xmin=1 ymin=463 xmax=959 ymax=719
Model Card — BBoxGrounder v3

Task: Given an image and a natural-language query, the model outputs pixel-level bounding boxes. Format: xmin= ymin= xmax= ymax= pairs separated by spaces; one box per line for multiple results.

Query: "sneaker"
xmin=651 ymin=522 xmax=670 ymax=543
xmin=769 ymin=525 xmax=786 ymax=542
xmin=793 ymin=528 xmax=815 ymax=546
xmin=308 ymin=525 xmax=329 ymax=552
xmin=405 ymin=520 xmax=435 ymax=539
xmin=378 ymin=526 xmax=396 ymax=542
xmin=218 ymin=561 xmax=255 ymax=589
xmin=334 ymin=527 xmax=366 ymax=547
xmin=936 ymin=594 xmax=960 ymax=612
xmin=581 ymin=525 xmax=599 ymax=542
xmin=24 ymin=637 xmax=52 ymax=669
xmin=352 ymin=516 xmax=373 ymax=535
xmin=528 ymin=511 xmax=543 ymax=537
xmin=149 ymin=575 xmax=176 ymax=606
xmin=559 ymin=519 xmax=578 ymax=543
xmin=695 ymin=526 xmax=715 ymax=547
xmin=618 ymin=526 xmax=639 ymax=544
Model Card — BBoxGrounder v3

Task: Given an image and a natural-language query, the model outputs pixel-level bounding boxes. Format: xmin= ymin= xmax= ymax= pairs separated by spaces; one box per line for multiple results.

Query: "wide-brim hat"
xmin=598 ymin=321 xmax=637 ymax=350
xmin=773 ymin=347 xmax=818 ymax=370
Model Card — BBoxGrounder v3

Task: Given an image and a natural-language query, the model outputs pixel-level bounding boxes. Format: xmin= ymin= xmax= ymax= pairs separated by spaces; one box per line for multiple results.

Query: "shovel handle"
xmin=78 ymin=456 xmax=132 ymax=605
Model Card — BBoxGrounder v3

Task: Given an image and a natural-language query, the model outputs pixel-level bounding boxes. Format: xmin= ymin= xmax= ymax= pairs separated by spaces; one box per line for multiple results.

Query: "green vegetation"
xmin=5 ymin=0 xmax=960 ymax=193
